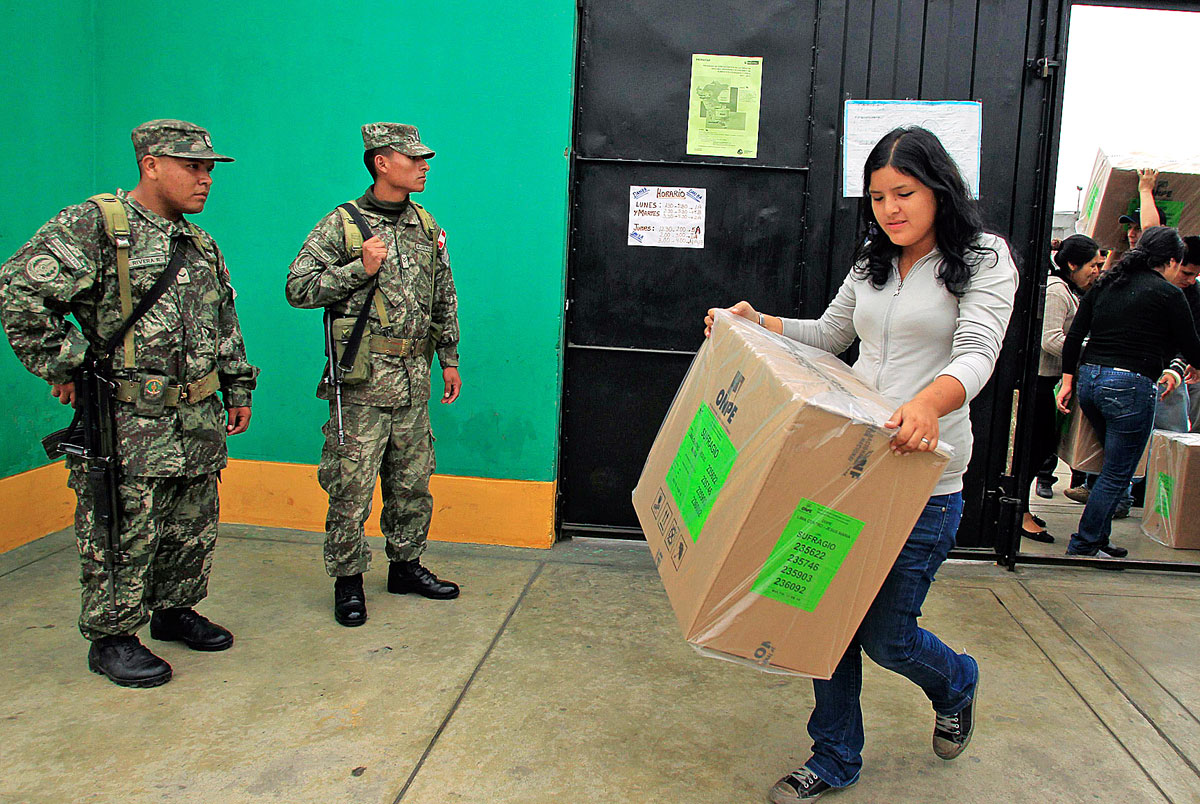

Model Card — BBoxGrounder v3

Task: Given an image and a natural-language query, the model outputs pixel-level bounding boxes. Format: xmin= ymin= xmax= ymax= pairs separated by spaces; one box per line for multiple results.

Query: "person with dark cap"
xmin=286 ymin=123 xmax=462 ymax=627
xmin=0 ymin=119 xmax=259 ymax=687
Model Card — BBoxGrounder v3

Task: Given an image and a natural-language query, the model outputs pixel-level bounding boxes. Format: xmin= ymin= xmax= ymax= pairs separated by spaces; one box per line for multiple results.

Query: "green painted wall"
xmin=1 ymin=2 xmax=575 ymax=484
xmin=0 ymin=0 xmax=96 ymax=477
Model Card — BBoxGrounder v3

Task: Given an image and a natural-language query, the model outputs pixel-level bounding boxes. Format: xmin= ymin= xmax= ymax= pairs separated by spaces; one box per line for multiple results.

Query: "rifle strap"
xmin=335 ymin=202 xmax=382 ymax=371
xmin=335 ymin=204 xmax=391 ymax=325
xmin=101 ymin=235 xmax=189 ymax=359
xmin=337 ymin=200 xmax=441 ymax=354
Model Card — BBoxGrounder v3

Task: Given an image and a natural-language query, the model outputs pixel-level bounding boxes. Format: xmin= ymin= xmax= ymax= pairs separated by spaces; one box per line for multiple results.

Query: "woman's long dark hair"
xmin=1051 ymin=234 xmax=1099 ymax=294
xmin=1094 ymin=226 xmax=1184 ymax=290
xmin=852 ymin=127 xmax=992 ymax=297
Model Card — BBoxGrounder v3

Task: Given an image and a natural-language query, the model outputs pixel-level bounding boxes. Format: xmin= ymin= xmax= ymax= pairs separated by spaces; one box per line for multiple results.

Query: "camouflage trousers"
xmin=318 ymin=402 xmax=435 ymax=576
xmin=67 ymin=466 xmax=219 ymax=641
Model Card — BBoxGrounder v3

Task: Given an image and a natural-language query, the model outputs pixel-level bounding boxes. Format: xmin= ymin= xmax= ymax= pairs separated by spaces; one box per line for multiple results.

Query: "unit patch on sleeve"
xmin=25 ymin=255 xmax=61 ymax=282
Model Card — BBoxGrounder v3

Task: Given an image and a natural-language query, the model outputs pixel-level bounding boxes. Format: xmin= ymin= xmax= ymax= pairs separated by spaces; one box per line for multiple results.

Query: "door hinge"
xmin=1029 ymin=57 xmax=1060 ymax=79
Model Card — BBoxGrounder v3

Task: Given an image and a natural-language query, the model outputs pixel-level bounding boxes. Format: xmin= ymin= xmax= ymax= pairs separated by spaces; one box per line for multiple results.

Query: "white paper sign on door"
xmin=843 ymin=100 xmax=982 ymax=198
xmin=628 ymin=186 xmax=707 ymax=248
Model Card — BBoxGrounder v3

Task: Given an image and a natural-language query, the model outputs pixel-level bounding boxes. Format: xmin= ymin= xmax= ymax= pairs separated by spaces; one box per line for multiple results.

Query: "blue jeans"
xmin=806 ymin=492 xmax=976 ymax=788
xmin=1069 ymin=365 xmax=1158 ymax=554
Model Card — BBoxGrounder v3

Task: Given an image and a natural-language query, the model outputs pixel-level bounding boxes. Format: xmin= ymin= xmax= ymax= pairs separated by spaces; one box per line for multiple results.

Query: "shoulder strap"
xmin=333 ymin=203 xmax=382 ymax=371
xmin=409 ymin=202 xmax=440 ymax=322
xmin=186 ymin=222 xmax=218 ymax=276
xmin=337 ymin=205 xmax=365 ymax=258
xmin=410 ymin=201 xmax=438 ymax=241
xmin=89 ymin=194 xmax=137 ymax=368
xmin=338 ymin=201 xmax=373 ymax=246
xmin=337 ymin=202 xmax=391 ymax=329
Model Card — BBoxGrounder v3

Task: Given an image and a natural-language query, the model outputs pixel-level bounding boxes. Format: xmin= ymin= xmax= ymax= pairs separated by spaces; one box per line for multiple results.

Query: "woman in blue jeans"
xmin=1056 ymin=226 xmax=1200 ymax=556
xmin=705 ymin=127 xmax=1017 ymax=801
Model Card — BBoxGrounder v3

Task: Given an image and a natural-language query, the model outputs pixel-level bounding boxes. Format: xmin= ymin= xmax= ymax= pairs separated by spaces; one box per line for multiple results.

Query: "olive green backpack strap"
xmin=337 ymin=203 xmax=365 ymax=258
xmin=337 ymin=201 xmax=390 ymax=329
xmin=410 ymin=201 xmax=438 ymax=241
xmin=186 ymin=222 xmax=218 ymax=277
xmin=410 ymin=201 xmax=442 ymax=364
xmin=88 ymin=193 xmax=136 ymax=369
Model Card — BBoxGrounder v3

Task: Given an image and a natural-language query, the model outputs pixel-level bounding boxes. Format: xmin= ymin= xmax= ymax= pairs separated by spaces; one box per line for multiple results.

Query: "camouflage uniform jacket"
xmin=285 ymin=195 xmax=459 ymax=407
xmin=0 ymin=191 xmax=258 ymax=477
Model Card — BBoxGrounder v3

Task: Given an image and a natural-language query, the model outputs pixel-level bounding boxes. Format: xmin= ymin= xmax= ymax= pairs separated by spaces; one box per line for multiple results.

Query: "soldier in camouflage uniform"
xmin=286 ymin=123 xmax=461 ymax=626
xmin=0 ymin=120 xmax=258 ymax=687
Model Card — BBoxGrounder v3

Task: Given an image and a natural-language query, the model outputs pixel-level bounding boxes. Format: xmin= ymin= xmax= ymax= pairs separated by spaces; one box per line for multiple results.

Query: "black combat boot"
xmin=150 ymin=607 xmax=234 ymax=651
xmin=88 ymin=635 xmax=173 ymax=688
xmin=388 ymin=559 xmax=459 ymax=599
xmin=334 ymin=573 xmax=367 ymax=626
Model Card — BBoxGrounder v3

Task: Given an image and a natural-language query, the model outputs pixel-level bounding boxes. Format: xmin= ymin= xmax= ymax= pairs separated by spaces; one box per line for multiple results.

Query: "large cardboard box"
xmin=1141 ymin=431 xmax=1200 ymax=549
xmin=632 ymin=312 xmax=949 ymax=679
xmin=1057 ymin=402 xmax=1149 ymax=477
xmin=1076 ymin=149 xmax=1200 ymax=249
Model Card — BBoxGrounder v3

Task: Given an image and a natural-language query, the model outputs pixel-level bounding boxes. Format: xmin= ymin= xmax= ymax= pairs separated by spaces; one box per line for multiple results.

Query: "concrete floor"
xmin=3 ymin=525 xmax=1200 ymax=803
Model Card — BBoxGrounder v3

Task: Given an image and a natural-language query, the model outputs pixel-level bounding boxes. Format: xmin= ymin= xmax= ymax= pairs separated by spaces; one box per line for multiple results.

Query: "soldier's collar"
xmin=121 ymin=190 xmax=190 ymax=237
xmin=358 ymin=187 xmax=415 ymax=226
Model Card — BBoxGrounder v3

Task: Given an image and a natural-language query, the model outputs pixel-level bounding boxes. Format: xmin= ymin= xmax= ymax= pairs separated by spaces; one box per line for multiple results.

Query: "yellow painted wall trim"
xmin=0 ymin=458 xmax=558 ymax=554
xmin=0 ymin=461 xmax=74 ymax=553
xmin=220 ymin=459 xmax=557 ymax=549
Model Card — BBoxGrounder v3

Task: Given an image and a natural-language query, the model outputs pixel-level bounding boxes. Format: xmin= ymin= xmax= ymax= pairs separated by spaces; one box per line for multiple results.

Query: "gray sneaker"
xmin=933 ymin=668 xmax=979 ymax=760
xmin=768 ymin=766 xmax=847 ymax=802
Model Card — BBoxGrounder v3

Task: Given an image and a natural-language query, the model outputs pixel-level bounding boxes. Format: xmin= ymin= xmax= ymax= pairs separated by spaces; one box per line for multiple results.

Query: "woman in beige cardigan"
xmin=1026 ymin=235 xmax=1102 ymax=533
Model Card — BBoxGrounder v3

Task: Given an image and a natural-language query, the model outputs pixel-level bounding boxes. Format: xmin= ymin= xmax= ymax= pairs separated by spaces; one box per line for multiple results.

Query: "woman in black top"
xmin=1057 ymin=227 xmax=1200 ymax=556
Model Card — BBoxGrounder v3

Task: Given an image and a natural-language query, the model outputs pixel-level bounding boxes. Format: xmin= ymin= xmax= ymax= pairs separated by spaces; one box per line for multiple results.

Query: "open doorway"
xmin=1020 ymin=1 xmax=1200 ymax=569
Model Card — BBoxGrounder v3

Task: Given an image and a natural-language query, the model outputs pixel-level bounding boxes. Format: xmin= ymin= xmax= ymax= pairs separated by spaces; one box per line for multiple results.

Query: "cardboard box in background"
xmin=1141 ymin=431 xmax=1200 ymax=549
xmin=1057 ymin=401 xmax=1149 ymax=477
xmin=632 ymin=312 xmax=949 ymax=679
xmin=1076 ymin=149 xmax=1200 ymax=249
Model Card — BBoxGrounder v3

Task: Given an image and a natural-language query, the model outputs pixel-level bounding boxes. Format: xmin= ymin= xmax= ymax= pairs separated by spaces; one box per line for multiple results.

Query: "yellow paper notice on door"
xmin=687 ymin=54 xmax=762 ymax=159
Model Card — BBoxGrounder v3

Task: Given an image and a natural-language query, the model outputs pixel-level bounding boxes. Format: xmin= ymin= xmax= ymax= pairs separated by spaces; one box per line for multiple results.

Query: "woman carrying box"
xmin=704 ymin=126 xmax=1017 ymax=801
xmin=1056 ymin=225 xmax=1200 ymax=557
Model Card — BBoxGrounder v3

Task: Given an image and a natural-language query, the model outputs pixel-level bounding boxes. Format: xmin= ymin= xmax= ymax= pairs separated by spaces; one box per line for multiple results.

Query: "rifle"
xmin=40 ymin=233 xmax=188 ymax=611
xmin=43 ymin=360 xmax=121 ymax=608
xmin=323 ymin=308 xmax=345 ymax=446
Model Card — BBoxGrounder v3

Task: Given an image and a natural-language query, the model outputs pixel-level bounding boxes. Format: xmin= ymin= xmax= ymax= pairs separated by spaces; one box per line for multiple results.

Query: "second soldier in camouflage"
xmin=286 ymin=122 xmax=462 ymax=626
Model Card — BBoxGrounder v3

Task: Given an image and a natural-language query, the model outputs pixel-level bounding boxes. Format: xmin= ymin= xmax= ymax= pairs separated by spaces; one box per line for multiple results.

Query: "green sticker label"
xmin=1155 ymin=472 xmax=1175 ymax=519
xmin=752 ymin=498 xmax=864 ymax=612
xmin=1083 ymin=182 xmax=1101 ymax=220
xmin=666 ymin=402 xmax=738 ymax=540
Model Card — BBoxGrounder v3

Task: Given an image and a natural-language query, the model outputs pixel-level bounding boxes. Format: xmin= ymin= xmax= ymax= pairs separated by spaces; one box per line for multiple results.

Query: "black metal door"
xmin=561 ymin=0 xmax=1069 ymax=558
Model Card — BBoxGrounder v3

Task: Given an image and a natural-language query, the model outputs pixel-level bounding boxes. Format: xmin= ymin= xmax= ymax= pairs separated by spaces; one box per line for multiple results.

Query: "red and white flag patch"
xmin=437 ymin=230 xmax=447 ymax=250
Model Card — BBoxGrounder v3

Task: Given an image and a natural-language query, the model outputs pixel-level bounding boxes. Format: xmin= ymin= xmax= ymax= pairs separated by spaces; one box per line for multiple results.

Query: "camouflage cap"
xmin=361 ymin=122 xmax=435 ymax=158
xmin=131 ymin=119 xmax=234 ymax=163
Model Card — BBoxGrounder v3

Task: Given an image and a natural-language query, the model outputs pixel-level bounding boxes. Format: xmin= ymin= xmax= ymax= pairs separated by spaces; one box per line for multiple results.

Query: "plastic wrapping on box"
xmin=1141 ymin=430 xmax=1200 ymax=549
xmin=1076 ymin=149 xmax=1200 ymax=250
xmin=632 ymin=311 xmax=951 ymax=679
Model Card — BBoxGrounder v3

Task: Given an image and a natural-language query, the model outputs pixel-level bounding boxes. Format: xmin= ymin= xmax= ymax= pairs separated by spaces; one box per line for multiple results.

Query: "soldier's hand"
xmin=362 ymin=236 xmax=387 ymax=276
xmin=441 ymin=367 xmax=462 ymax=404
xmin=50 ymin=382 xmax=76 ymax=407
xmin=227 ymin=406 xmax=252 ymax=435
